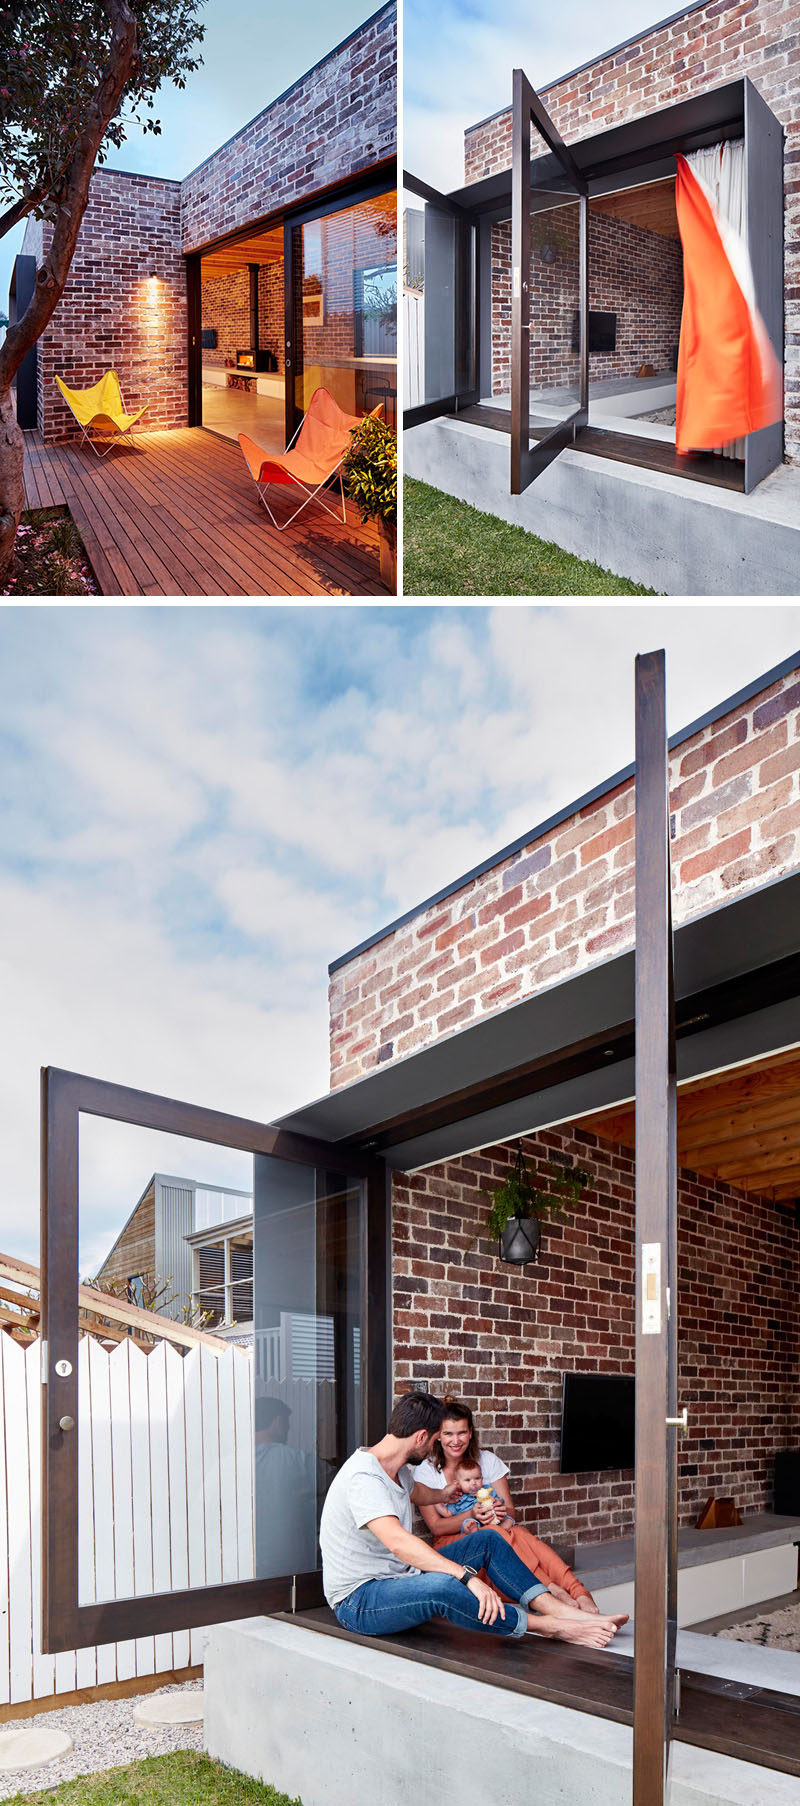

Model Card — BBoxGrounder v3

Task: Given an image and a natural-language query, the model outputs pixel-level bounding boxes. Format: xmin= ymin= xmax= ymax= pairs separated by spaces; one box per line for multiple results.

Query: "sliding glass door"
xmin=402 ymin=175 xmax=478 ymax=426
xmin=511 ymin=69 xmax=589 ymax=492
xmin=287 ymin=184 xmax=397 ymax=441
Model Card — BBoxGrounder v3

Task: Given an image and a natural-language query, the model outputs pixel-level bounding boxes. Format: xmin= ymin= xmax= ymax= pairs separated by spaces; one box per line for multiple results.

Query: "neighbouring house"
xmin=404 ymin=0 xmax=800 ymax=594
xmin=95 ymin=1171 xmax=253 ymax=1328
xmin=39 ymin=651 xmax=800 ymax=1804
xmin=11 ymin=6 xmax=397 ymax=454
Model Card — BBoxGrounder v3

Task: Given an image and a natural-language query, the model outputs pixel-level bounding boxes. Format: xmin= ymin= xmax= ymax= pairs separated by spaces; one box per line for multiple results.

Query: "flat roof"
xmin=284 ymin=868 xmax=800 ymax=1169
xmin=330 ymin=647 xmax=799 ymax=974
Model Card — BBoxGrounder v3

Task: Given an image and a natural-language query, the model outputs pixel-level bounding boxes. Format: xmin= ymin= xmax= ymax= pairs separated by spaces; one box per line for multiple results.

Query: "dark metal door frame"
xmin=511 ymin=68 xmax=589 ymax=494
xmin=633 ymin=651 xmax=679 ymax=1805
xmin=402 ymin=170 xmax=480 ymax=430
xmin=40 ymin=1066 xmax=388 ymax=1654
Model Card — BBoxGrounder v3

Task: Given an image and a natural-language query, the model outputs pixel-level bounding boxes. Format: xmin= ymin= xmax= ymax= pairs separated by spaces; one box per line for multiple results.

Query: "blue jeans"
xmin=334 ymin=1528 xmax=549 ymax=1640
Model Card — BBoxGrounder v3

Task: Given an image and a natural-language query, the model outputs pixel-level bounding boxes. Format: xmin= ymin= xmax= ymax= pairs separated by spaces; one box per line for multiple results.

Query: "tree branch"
xmin=0 ymin=184 xmax=48 ymax=244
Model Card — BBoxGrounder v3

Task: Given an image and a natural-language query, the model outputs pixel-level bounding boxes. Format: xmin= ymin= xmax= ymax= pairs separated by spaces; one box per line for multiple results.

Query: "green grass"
xmin=3 ymin=1750 xmax=301 ymax=1805
xmin=404 ymin=478 xmax=655 ymax=596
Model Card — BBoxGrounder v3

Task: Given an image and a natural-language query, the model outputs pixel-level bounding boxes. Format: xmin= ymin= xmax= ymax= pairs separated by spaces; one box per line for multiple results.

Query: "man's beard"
xmin=406 ymin=1451 xmax=427 ymax=1466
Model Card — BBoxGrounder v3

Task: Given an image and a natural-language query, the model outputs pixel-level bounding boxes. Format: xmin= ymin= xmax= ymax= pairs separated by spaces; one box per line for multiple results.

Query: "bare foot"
xmin=552 ymin=1617 xmax=618 ymax=1648
xmin=610 ymin=1613 xmax=629 ymax=1627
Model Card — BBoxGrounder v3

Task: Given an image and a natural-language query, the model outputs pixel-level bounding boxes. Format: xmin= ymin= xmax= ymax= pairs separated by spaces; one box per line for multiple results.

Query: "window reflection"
xmin=293 ymin=191 xmax=397 ymax=427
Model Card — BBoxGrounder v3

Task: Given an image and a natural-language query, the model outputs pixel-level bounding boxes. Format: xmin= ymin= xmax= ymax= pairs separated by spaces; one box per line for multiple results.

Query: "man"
xmin=255 ymin=1394 xmax=316 ymax=1578
xmin=319 ymin=1392 xmax=626 ymax=1647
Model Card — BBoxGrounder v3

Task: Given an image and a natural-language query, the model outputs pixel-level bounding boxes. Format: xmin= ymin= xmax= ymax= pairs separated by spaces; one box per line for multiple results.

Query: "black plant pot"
xmin=499 ymin=1214 xmax=542 ymax=1265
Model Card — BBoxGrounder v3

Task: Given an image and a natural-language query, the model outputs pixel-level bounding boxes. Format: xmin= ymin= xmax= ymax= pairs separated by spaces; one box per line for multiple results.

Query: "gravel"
xmin=0 ymin=1681 xmax=204 ymax=1799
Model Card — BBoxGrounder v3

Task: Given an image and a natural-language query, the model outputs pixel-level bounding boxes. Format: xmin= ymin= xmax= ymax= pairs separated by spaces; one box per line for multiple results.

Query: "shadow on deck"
xmin=23 ymin=427 xmax=390 ymax=598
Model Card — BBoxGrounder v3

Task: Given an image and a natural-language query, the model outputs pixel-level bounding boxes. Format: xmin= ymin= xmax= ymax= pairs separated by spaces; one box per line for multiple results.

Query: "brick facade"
xmin=22 ymin=4 xmax=397 ymax=444
xmin=463 ymin=0 xmax=800 ymax=462
xmin=201 ymin=264 xmax=285 ymax=374
xmin=22 ymin=173 xmax=186 ymax=442
xmin=393 ymin=1124 xmax=800 ymax=1546
xmin=490 ymin=206 xmax=683 ymax=396
xmin=180 ymin=4 xmax=397 ymax=255
xmin=329 ymin=662 xmax=800 ymax=1088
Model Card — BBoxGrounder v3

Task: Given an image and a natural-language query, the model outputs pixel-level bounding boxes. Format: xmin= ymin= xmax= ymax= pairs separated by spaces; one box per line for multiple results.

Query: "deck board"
xmin=22 ymin=427 xmax=390 ymax=597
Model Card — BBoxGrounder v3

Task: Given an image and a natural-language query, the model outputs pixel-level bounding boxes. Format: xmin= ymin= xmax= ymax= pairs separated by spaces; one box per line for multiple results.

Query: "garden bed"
xmin=2 ymin=508 xmax=98 ymax=597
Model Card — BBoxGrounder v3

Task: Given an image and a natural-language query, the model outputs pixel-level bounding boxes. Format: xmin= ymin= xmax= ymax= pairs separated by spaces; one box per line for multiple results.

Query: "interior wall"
xmin=392 ymin=1122 xmax=800 ymax=1546
xmin=490 ymin=208 xmax=683 ymax=396
xmin=200 ymin=263 xmax=285 ymax=374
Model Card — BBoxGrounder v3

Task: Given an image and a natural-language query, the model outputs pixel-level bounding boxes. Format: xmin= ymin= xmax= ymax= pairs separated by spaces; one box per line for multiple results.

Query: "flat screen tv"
xmin=571 ymin=310 xmax=617 ymax=353
xmin=560 ymin=1372 xmax=635 ymax=1474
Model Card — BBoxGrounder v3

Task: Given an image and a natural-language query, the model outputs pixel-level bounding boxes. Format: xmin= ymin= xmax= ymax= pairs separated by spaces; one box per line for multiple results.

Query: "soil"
xmin=3 ymin=507 xmax=98 ymax=596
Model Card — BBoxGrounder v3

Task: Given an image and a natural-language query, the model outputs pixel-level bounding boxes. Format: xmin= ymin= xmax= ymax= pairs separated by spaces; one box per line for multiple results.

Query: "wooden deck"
xmin=22 ymin=427 xmax=390 ymax=597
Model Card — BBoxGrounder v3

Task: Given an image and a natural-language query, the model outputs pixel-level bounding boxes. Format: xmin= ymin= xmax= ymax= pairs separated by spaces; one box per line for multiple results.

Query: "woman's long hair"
xmin=430 ymin=1398 xmax=481 ymax=1472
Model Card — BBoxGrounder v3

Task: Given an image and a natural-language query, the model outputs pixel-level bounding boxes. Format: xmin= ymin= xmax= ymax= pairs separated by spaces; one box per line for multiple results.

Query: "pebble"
xmin=0 ymin=1680 xmax=204 ymax=1800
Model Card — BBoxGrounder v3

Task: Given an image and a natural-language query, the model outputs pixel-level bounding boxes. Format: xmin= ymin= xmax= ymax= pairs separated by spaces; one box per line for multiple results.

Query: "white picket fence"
xmin=0 ymin=1332 xmax=256 ymax=1706
xmin=404 ymin=286 xmax=424 ymax=408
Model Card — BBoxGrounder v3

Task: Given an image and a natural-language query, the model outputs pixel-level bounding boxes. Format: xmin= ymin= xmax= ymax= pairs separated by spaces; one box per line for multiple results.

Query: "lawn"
xmin=404 ymin=479 xmax=655 ymax=596
xmin=3 ymin=1750 xmax=301 ymax=1806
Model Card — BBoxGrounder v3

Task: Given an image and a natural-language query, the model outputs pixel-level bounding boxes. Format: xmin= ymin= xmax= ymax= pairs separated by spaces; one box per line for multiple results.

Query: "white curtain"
xmin=685 ymin=139 xmax=747 ymax=458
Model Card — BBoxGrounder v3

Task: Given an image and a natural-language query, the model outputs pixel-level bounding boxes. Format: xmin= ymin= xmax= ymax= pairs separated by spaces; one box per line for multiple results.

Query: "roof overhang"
xmin=448 ymin=78 xmax=747 ymax=216
xmin=279 ymin=868 xmax=800 ymax=1170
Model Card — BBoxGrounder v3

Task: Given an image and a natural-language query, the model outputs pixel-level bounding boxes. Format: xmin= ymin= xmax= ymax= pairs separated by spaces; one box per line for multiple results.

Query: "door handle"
xmin=666 ymin=1408 xmax=688 ymax=1434
xmin=58 ymin=1415 xmax=75 ymax=1433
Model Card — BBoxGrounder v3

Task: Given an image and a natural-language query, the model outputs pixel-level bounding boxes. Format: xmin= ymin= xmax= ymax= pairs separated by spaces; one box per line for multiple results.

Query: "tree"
xmin=0 ymin=0 xmax=205 ymax=584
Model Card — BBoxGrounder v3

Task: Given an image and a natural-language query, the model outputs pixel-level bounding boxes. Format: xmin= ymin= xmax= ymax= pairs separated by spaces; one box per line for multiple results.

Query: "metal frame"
xmin=402 ymin=170 xmax=480 ymax=431
xmin=40 ymin=1067 xmax=388 ymax=1655
xmin=632 ymin=650 xmax=678 ymax=1806
xmin=511 ymin=68 xmax=588 ymax=495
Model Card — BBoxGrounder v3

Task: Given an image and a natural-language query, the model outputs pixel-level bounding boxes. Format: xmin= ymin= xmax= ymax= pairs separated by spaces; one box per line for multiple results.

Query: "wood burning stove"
xmin=236 ymin=348 xmax=277 ymax=372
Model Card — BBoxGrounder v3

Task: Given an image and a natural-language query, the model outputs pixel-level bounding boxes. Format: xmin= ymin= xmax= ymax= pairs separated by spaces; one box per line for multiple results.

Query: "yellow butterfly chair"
xmin=55 ymin=371 xmax=148 ymax=457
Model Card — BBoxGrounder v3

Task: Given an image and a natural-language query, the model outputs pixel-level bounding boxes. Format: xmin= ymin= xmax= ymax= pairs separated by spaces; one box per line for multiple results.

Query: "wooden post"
xmin=633 ymin=650 xmax=678 ymax=1805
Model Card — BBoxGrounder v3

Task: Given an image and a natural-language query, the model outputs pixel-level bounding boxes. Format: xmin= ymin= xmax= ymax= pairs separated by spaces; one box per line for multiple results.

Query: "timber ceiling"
xmin=578 ymin=1047 xmax=800 ymax=1203
xmin=201 ymin=224 xmax=284 ymax=277
xmin=592 ymin=177 xmax=680 ymax=240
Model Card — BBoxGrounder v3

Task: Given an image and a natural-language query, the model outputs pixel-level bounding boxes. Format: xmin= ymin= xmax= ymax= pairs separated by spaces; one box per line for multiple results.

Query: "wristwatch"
xmin=459 ymin=1565 xmax=478 ymax=1587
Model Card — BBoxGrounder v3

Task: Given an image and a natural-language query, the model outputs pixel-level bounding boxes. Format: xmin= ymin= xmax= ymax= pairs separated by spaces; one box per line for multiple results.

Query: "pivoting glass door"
xmin=402 ymin=175 xmax=478 ymax=426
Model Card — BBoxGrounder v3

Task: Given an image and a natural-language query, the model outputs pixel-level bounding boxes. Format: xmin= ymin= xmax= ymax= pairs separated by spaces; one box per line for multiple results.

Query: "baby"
xmin=434 ymin=1458 xmax=513 ymax=1532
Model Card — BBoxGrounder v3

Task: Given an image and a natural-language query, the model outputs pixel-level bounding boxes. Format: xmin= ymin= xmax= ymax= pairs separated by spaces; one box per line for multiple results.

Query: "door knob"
xmin=58 ymin=1415 xmax=75 ymax=1433
xmin=666 ymin=1408 xmax=688 ymax=1434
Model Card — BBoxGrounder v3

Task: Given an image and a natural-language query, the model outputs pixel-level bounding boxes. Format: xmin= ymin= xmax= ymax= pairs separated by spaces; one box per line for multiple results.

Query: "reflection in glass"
xmin=527 ymin=192 xmax=582 ymax=430
xmin=292 ymin=190 xmax=397 ymax=427
xmin=254 ymin=1159 xmax=362 ymax=1580
xmin=403 ymin=187 xmax=476 ymax=409
xmin=76 ymin=1116 xmax=254 ymax=1606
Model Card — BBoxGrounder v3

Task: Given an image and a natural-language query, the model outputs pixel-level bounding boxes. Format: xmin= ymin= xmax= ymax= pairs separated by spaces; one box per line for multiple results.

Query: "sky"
xmin=1 ymin=602 xmax=799 ymax=1275
xmin=1 ymin=0 xmax=376 ymax=344
xmin=405 ymin=0 xmax=700 ymax=189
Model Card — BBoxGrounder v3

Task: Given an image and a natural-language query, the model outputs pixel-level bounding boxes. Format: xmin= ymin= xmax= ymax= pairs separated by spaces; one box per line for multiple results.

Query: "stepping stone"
xmin=0 ymin=1726 xmax=73 ymax=1771
xmin=132 ymin=1690 xmax=204 ymax=1727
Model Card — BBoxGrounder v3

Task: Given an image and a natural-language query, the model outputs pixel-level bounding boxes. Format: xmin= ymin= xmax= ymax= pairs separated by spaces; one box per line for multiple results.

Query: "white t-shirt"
xmin=414 ymin=1449 xmax=509 ymax=1495
xmin=319 ymin=1449 xmax=419 ymax=1607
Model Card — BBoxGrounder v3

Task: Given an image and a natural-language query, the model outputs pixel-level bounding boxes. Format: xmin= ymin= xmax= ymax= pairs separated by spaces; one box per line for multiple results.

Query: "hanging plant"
xmin=483 ymin=1144 xmax=591 ymax=1265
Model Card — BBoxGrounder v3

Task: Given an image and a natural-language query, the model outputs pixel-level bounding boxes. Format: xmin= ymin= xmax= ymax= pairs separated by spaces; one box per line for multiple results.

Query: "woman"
xmin=414 ymin=1398 xmax=599 ymax=1612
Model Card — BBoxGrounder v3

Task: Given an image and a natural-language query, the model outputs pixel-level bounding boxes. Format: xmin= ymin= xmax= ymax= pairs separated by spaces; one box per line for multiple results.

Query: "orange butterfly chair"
xmin=238 ymin=387 xmax=383 ymax=532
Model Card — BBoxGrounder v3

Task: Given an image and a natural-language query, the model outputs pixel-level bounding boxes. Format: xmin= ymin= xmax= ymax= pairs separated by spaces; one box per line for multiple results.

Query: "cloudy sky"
xmin=1 ymin=603 xmax=798 ymax=1273
xmin=1 ymin=0 xmax=374 ymax=347
xmin=405 ymin=0 xmax=699 ymax=189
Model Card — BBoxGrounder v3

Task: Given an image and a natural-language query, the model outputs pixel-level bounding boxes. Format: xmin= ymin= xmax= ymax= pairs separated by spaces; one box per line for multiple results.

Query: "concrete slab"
xmin=204 ymin=1616 xmax=800 ymax=1806
xmin=0 ymin=1726 xmax=73 ymax=1771
xmin=404 ymin=415 xmax=800 ymax=595
xmin=132 ymin=1690 xmax=205 ymax=1726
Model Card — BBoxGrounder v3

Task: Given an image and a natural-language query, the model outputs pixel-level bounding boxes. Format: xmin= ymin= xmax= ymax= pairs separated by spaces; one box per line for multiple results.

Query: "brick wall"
xmin=181 ymin=3 xmax=397 ymax=254
xmin=294 ymin=190 xmax=397 ymax=370
xmin=22 ymin=172 xmax=187 ymax=442
xmin=393 ymin=1124 xmax=800 ymax=1545
xmin=463 ymin=0 xmax=800 ymax=462
xmin=490 ymin=206 xmax=683 ymax=395
xmin=200 ymin=264 xmax=285 ymax=373
xmin=329 ymin=662 xmax=800 ymax=1087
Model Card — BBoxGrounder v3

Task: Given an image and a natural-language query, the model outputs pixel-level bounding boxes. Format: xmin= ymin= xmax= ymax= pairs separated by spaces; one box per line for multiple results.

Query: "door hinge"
xmin=290 ymin=1576 xmax=297 ymax=1613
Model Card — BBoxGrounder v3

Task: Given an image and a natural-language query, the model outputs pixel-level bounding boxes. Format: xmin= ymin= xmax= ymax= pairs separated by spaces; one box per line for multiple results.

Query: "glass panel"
xmin=254 ymin=1159 xmax=362 ymax=1579
xmin=528 ymin=190 xmax=582 ymax=431
xmin=76 ymin=1115 xmax=254 ymax=1606
xmin=402 ymin=185 xmax=475 ymax=408
xmin=199 ymin=223 xmax=285 ymax=448
xmin=292 ymin=191 xmax=397 ymax=428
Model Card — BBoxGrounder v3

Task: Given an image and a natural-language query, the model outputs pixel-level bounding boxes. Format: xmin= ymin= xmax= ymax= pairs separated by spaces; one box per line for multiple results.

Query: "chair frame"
xmin=250 ymin=409 xmax=349 ymax=533
xmin=56 ymin=373 xmax=147 ymax=459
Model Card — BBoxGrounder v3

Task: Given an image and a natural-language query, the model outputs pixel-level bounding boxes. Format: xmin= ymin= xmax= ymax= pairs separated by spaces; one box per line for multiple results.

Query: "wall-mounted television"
xmin=571 ymin=310 xmax=617 ymax=353
xmin=560 ymin=1372 xmax=635 ymax=1474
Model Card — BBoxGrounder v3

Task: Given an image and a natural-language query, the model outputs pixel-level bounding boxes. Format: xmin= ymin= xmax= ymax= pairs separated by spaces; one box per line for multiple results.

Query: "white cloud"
xmin=1 ymin=603 xmax=798 ymax=1271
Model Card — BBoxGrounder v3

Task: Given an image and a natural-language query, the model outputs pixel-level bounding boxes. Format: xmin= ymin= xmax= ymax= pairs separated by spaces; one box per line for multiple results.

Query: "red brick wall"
xmin=22 ymin=172 xmax=187 ymax=443
xmin=490 ymin=207 xmax=683 ymax=395
xmin=181 ymin=4 xmax=397 ymax=255
xmin=200 ymin=264 xmax=285 ymax=373
xmin=330 ymin=663 xmax=800 ymax=1088
xmin=393 ymin=1123 xmax=800 ymax=1545
xmin=463 ymin=0 xmax=800 ymax=463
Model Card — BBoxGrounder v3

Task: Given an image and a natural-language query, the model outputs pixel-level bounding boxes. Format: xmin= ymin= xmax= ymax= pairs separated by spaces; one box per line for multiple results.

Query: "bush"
xmin=344 ymin=415 xmax=397 ymax=530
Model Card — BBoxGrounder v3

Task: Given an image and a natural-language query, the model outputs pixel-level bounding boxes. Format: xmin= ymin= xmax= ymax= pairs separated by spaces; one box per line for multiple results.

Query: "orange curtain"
xmin=675 ymin=152 xmax=782 ymax=454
